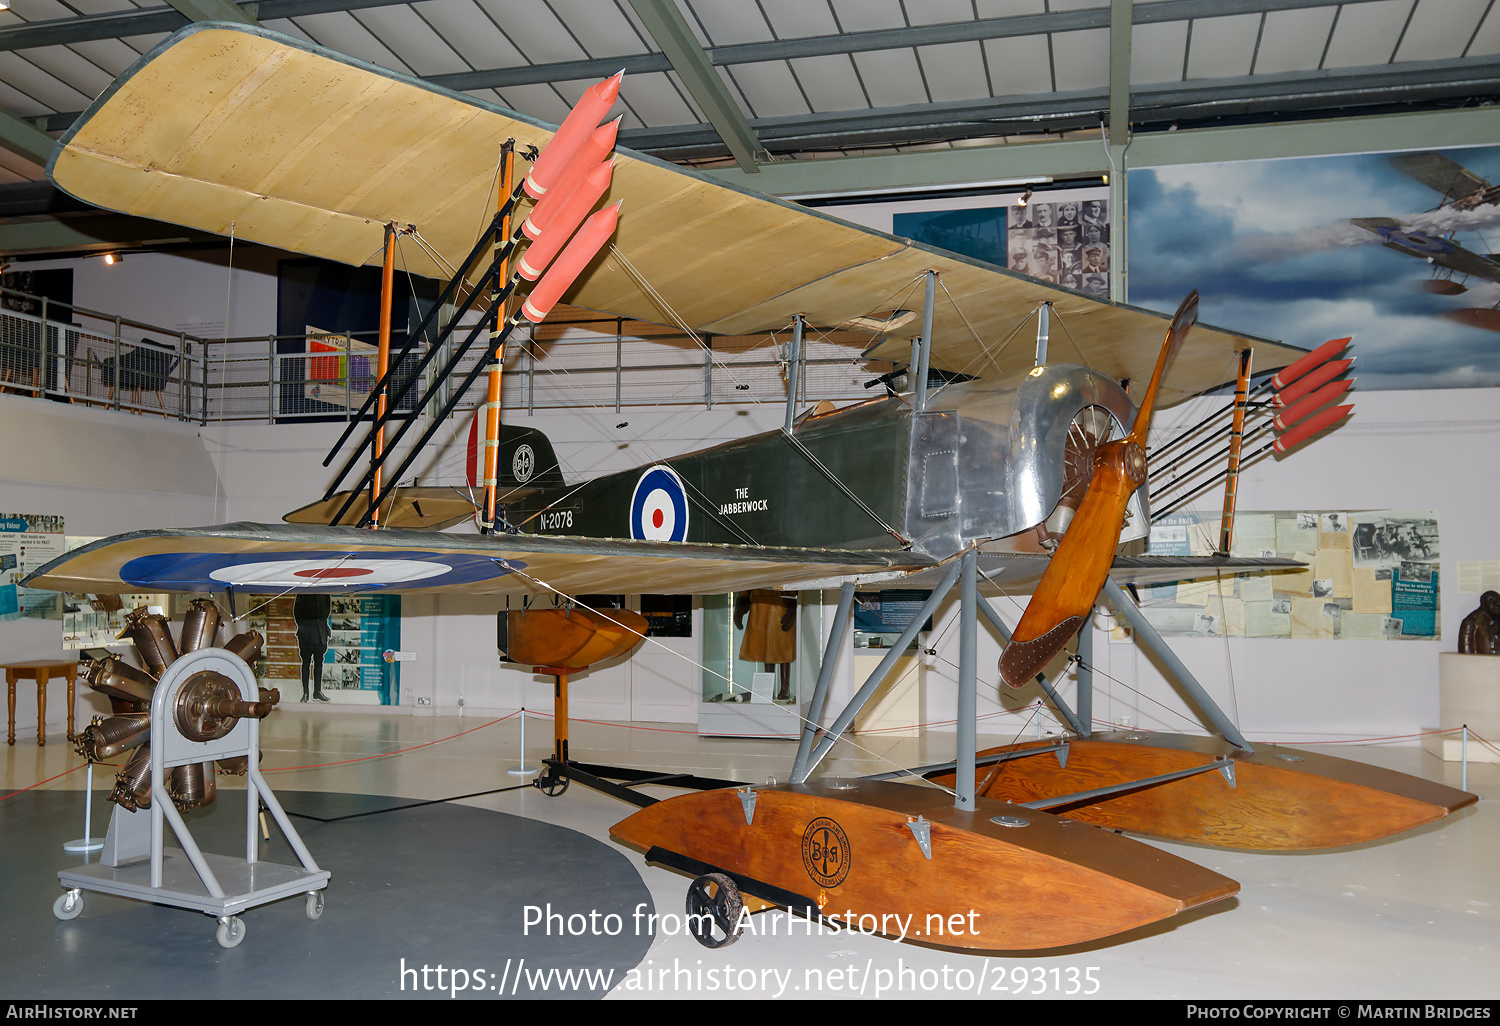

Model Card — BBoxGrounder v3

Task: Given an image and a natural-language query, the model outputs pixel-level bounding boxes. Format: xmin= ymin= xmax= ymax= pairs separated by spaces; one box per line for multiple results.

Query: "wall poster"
xmin=244 ymin=593 xmax=402 ymax=704
xmin=0 ymin=514 xmax=65 ymax=620
xmin=891 ymin=193 xmax=1109 ymax=296
xmin=1123 ymin=509 xmax=1439 ymax=641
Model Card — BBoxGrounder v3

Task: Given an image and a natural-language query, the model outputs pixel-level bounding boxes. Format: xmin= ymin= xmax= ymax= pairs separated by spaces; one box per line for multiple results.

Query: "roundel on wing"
xmin=117 ymin=550 xmax=521 ymax=592
xmin=630 ymin=465 xmax=689 ymax=542
xmin=1377 ymin=225 xmax=1452 ymax=255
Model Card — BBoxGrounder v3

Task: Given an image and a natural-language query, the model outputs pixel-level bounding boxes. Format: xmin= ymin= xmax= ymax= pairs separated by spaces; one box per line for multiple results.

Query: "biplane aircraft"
xmin=26 ymin=24 xmax=1475 ymax=953
xmin=1352 ymin=151 xmax=1500 ymax=332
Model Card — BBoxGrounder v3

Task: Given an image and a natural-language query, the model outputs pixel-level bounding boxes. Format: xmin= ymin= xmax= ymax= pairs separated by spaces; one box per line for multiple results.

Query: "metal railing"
xmin=0 ymin=288 xmax=206 ymax=420
xmin=0 ymin=289 xmax=883 ymax=424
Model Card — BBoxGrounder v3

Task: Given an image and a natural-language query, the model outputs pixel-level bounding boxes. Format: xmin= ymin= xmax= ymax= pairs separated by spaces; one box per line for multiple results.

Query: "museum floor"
xmin=3 ymin=708 xmax=1495 ymax=1001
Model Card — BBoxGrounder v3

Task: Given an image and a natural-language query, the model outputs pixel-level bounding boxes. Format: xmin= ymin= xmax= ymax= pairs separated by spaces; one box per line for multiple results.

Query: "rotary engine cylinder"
xmin=79 ymin=655 xmax=157 ymax=706
xmin=167 ymin=762 xmax=216 ymax=811
xmin=111 ymin=744 xmax=153 ymax=811
xmin=178 ymin=598 xmax=222 ymax=654
xmin=224 ymin=631 xmax=265 ymax=665
xmin=123 ymin=608 xmax=178 ymax=677
xmin=75 ymin=711 xmax=150 ymax=761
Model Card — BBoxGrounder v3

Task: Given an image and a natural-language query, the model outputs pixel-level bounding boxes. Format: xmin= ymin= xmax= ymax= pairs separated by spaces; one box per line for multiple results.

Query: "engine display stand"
xmin=53 ymin=647 xmax=329 ymax=948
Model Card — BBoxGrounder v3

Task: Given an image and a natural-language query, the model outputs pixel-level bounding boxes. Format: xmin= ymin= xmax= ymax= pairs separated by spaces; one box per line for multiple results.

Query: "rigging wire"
xmin=491 ymin=556 xmax=963 ymax=796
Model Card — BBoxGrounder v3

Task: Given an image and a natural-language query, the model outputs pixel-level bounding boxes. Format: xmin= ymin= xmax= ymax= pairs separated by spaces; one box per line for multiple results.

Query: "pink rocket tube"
xmin=518 ymin=159 xmax=615 ymax=280
xmin=1273 ymin=358 xmax=1352 ymax=407
xmin=1270 ymin=337 xmax=1351 ymax=389
xmin=524 ymin=71 xmax=623 ymax=199
xmin=523 ymin=120 xmax=620 ymax=241
xmin=1274 ymin=404 xmax=1352 ymax=453
xmin=521 ymin=203 xmax=622 ymax=323
xmin=1273 ymin=379 xmax=1353 ymax=431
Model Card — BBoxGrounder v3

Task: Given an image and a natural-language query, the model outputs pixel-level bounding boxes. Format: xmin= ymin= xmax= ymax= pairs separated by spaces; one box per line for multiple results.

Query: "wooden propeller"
xmin=998 ymin=291 xmax=1199 ymax=689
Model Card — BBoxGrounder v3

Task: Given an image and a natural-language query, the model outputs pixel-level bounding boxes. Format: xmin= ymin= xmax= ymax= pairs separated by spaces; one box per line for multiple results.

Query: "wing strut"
xmin=1100 ymin=577 xmax=1252 ymax=752
xmin=482 ymin=141 xmax=517 ymax=532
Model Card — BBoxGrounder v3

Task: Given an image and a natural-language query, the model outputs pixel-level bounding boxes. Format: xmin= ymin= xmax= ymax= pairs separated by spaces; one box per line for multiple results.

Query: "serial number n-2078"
xmin=538 ymin=510 xmax=574 ymax=531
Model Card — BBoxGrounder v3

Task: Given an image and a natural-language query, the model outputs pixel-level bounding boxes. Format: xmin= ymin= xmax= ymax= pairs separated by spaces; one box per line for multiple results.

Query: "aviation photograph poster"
xmin=1135 ymin=508 xmax=1439 ymax=640
xmin=1128 ymin=145 xmax=1500 ymax=390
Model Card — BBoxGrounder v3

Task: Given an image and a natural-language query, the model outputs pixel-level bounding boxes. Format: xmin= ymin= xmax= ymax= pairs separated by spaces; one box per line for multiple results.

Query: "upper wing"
xmin=22 ymin=522 xmax=930 ymax=597
xmin=49 ymin=23 xmax=1303 ymax=409
xmin=1388 ymin=152 xmax=1491 ymax=203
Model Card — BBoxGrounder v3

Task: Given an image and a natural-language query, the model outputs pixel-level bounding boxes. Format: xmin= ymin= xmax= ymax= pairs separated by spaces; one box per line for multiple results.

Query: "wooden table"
xmin=4 ymin=659 xmax=79 ymax=747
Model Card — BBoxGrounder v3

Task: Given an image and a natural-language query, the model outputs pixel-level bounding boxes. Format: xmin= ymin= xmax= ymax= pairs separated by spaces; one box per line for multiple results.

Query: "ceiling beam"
xmin=0 ymin=0 xmax=405 ymax=53
xmin=432 ymin=0 xmax=1402 ymax=91
xmin=1108 ymin=0 xmax=1131 ymax=138
xmin=163 ymin=0 xmax=259 ymax=26
xmin=0 ymin=109 xmax=57 ymax=167
xmin=625 ymin=0 xmax=761 ymax=173
xmin=701 ymin=106 xmax=1500 ymax=198
xmin=0 ymin=0 xmax=1404 ymax=61
xmin=623 ymin=55 xmax=1500 ymax=158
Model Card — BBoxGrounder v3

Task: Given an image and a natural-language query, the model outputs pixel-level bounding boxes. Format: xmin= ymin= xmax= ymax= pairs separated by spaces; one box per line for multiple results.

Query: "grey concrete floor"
xmin=3 ymin=708 xmax=1495 ymax=1001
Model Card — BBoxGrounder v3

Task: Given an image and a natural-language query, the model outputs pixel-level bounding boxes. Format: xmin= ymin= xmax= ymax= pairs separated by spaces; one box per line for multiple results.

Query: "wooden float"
xmin=611 ymin=779 xmax=1238 ymax=951
xmin=925 ymin=732 xmax=1477 ymax=850
xmin=500 ymin=606 xmax=647 ymax=669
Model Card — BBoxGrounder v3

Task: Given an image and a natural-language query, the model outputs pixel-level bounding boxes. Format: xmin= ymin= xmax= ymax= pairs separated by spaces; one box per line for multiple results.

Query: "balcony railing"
xmin=0 ymin=290 xmax=885 ymax=424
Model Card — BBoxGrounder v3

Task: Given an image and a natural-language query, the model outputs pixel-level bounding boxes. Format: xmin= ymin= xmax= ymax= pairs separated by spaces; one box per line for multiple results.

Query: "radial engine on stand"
xmin=74 ymin=599 xmax=277 ymax=812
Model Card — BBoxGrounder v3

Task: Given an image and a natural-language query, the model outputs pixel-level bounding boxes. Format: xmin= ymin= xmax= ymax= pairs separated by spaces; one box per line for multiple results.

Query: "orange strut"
xmin=370 ymin=222 xmax=397 ymax=528
xmin=1218 ymin=348 xmax=1253 ymax=555
xmin=484 ymin=144 xmax=515 ymax=529
xmin=535 ymin=666 xmax=570 ymax=763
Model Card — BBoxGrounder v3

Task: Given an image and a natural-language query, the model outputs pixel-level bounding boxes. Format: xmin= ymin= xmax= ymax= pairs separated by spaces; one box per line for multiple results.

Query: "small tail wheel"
xmin=306 ymin=890 xmax=325 ymax=920
xmin=53 ymin=890 xmax=83 ymax=921
xmin=216 ymin=916 xmax=246 ymax=948
xmin=534 ymin=766 xmax=569 ymax=797
xmin=685 ymin=873 xmax=744 ymax=949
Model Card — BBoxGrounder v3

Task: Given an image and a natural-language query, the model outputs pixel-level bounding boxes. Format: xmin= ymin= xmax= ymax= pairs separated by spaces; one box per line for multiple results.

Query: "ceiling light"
xmin=103 ymin=252 xmax=121 ymax=265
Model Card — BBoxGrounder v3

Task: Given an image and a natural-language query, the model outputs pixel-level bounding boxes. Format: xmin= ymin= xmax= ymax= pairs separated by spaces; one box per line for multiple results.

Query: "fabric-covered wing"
xmin=1388 ymin=152 xmax=1490 ymax=201
xmin=22 ymin=523 xmax=929 ymax=597
xmin=49 ymin=23 xmax=1304 ymax=408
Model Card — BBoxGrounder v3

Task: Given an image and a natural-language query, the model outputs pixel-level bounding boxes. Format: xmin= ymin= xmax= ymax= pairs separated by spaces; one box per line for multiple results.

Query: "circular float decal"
xmin=119 ymin=550 xmax=522 ymax=592
xmin=630 ymin=465 xmax=689 ymax=542
xmin=802 ymin=816 xmax=851 ymax=889
xmin=512 ymin=444 xmax=535 ymax=483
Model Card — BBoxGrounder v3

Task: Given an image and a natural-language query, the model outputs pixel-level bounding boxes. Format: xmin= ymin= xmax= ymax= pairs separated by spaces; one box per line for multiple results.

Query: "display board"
xmin=1131 ymin=509 xmax=1439 ymax=640
xmin=1 ymin=514 xmax=65 ymax=620
xmin=245 ymin=593 xmax=401 ymax=704
xmin=891 ymin=193 xmax=1109 ymax=296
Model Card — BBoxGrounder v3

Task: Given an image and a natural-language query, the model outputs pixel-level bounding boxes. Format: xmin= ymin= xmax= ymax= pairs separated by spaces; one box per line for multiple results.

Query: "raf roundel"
xmin=630 ymin=465 xmax=689 ymax=542
xmin=118 ymin=550 xmax=520 ymax=592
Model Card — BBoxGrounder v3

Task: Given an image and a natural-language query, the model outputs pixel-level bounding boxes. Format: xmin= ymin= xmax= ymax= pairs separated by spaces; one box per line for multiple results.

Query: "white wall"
xmin=19 ymin=248 xmax=279 ymax=340
xmin=0 ymin=392 xmax=225 ymax=740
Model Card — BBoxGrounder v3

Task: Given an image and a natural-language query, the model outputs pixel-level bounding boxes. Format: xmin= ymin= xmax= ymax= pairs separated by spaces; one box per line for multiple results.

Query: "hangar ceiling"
xmin=0 ymin=0 xmax=1496 ymax=256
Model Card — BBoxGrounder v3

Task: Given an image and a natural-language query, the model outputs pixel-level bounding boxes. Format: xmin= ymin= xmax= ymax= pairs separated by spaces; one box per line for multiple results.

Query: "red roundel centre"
xmin=652 ymin=509 xmax=664 ymax=529
xmin=293 ymin=566 xmax=375 ymax=579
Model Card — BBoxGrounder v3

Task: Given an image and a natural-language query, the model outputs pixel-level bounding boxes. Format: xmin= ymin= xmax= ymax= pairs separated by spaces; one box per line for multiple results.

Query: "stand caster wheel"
xmin=306 ymin=891 xmax=325 ymax=920
xmin=685 ymin=873 xmax=743 ymax=949
xmin=53 ymin=890 xmax=82 ymax=921
xmin=534 ymin=766 xmax=569 ymax=796
xmin=216 ymin=916 xmax=246 ymax=948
